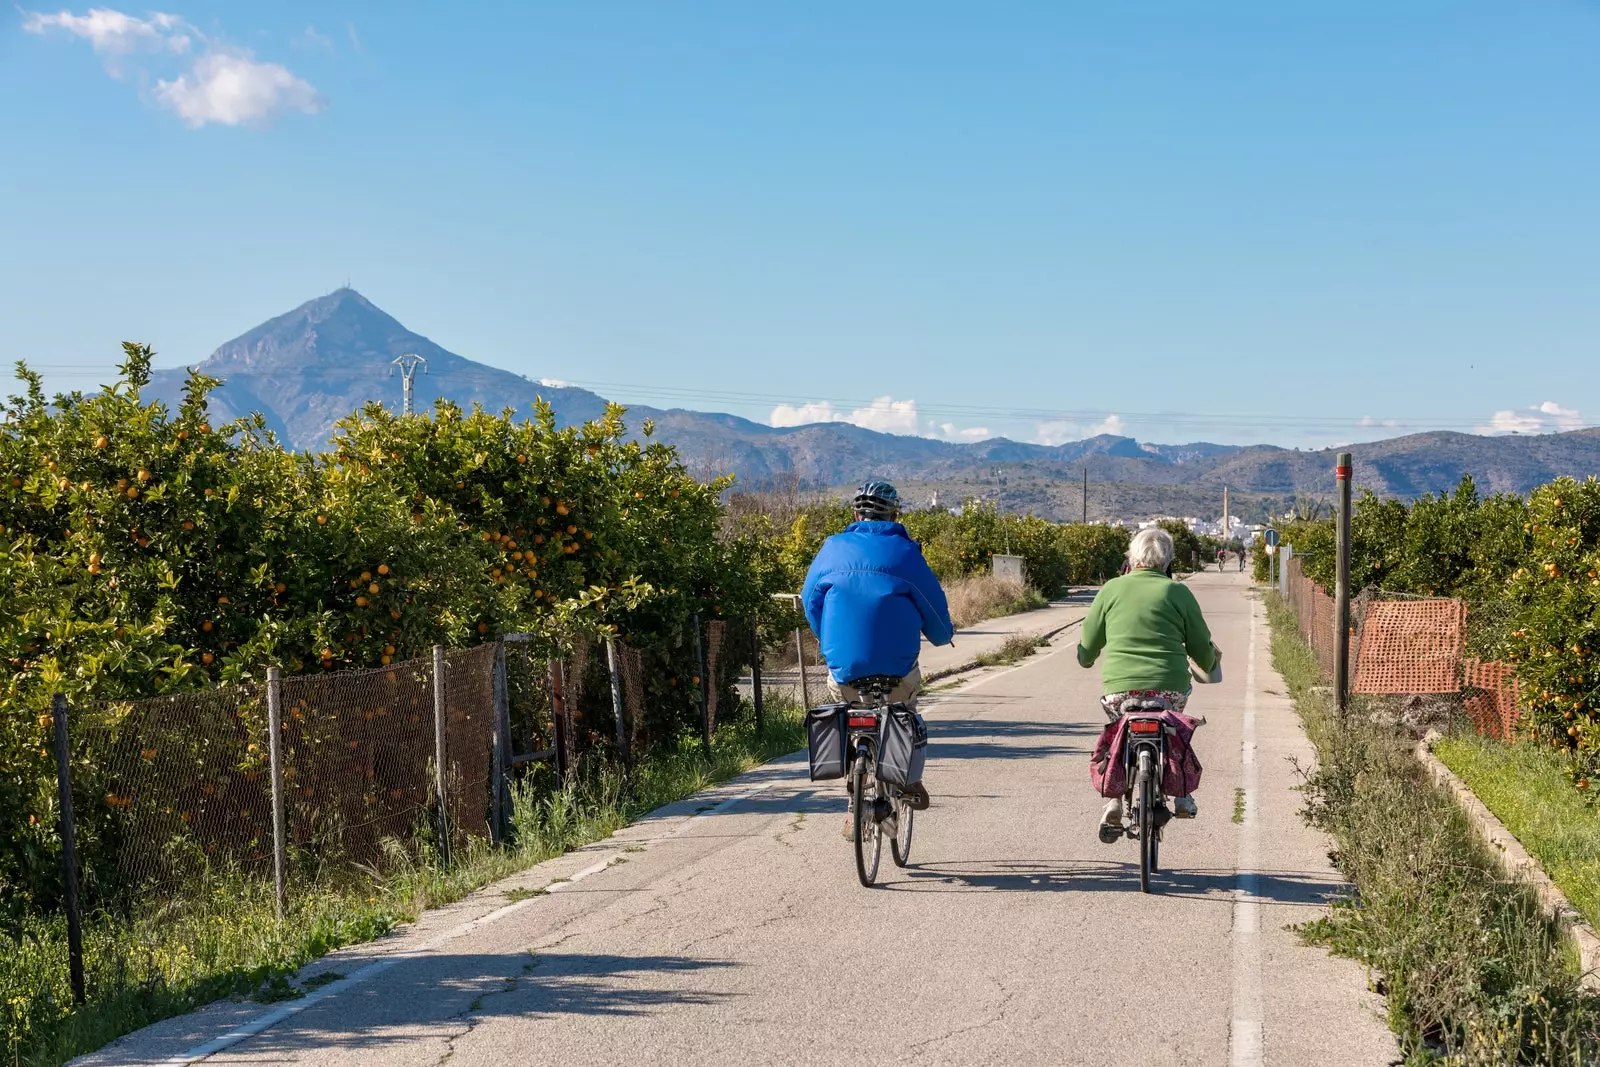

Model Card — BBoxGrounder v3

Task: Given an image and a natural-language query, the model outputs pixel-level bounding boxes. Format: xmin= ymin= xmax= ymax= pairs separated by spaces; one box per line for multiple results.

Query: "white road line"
xmin=157 ymin=780 xmax=775 ymax=1064
xmin=1230 ymin=600 xmax=1264 ymax=1067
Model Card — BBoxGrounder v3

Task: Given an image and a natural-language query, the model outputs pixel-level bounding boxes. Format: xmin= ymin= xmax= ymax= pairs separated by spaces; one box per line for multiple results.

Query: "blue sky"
xmin=3 ymin=2 xmax=1597 ymax=447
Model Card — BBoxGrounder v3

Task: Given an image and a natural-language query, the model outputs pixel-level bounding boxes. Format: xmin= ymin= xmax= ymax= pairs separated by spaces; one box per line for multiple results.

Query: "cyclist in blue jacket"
xmin=802 ymin=481 xmax=954 ymax=836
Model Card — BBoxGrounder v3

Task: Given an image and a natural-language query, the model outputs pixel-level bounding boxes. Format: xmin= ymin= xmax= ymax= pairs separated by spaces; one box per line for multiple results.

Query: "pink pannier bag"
xmin=1090 ymin=707 xmax=1204 ymax=799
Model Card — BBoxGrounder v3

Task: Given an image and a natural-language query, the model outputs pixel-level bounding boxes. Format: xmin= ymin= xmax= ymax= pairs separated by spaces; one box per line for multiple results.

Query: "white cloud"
xmin=1031 ymin=414 xmax=1125 ymax=446
xmin=1475 ymin=401 xmax=1585 ymax=435
xmin=537 ymin=377 xmax=573 ymax=388
xmin=930 ymin=422 xmax=990 ymax=442
xmin=770 ymin=396 xmax=921 ymax=435
xmin=296 ymin=24 xmax=333 ymax=50
xmin=22 ymin=7 xmax=324 ymax=127
xmin=22 ymin=7 xmax=191 ymax=62
xmin=1358 ymin=416 xmax=1400 ymax=429
xmin=154 ymin=49 xmax=324 ymax=127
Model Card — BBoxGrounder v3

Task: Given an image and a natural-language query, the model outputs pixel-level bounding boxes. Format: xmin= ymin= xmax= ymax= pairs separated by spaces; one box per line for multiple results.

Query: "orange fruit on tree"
xmin=378 ymin=563 xmax=390 ymax=575
xmin=316 ymin=514 xmax=327 ymax=525
xmin=136 ymin=468 xmax=151 ymax=482
xmin=477 ymin=622 xmax=489 ymax=634
xmin=201 ymin=652 xmax=215 ymax=665
xmin=94 ymin=435 xmax=108 ymax=449
xmin=126 ymin=486 xmax=139 ymax=499
xmin=360 ymin=570 xmax=372 ymax=580
xmin=356 ymin=596 xmax=368 ymax=607
xmin=201 ymin=620 xmax=213 ymax=632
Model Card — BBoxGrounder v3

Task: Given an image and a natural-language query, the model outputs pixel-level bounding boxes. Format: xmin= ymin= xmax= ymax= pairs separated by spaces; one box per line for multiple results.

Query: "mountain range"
xmin=144 ymin=289 xmax=1600 ymax=522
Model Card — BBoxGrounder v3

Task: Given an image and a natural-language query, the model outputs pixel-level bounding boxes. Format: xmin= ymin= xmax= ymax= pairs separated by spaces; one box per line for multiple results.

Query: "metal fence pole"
xmin=549 ymin=658 xmax=569 ymax=782
xmin=51 ymin=693 xmax=85 ymax=1004
xmin=266 ymin=667 xmax=287 ymax=922
xmin=605 ymin=636 xmax=629 ymax=766
xmin=795 ymin=626 xmax=810 ymax=710
xmin=749 ymin=623 xmax=764 ymax=734
xmin=1335 ymin=452 xmax=1353 ymax=710
xmin=491 ymin=642 xmax=509 ymax=844
xmin=692 ymin=614 xmax=710 ymax=755
xmin=432 ymin=644 xmax=450 ymax=866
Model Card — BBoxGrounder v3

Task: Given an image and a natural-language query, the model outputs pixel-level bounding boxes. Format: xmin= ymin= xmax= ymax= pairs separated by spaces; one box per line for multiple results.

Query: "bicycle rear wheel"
xmin=1138 ymin=755 xmax=1155 ymax=894
xmin=890 ymin=795 xmax=914 ymax=867
xmin=853 ymin=759 xmax=881 ymax=886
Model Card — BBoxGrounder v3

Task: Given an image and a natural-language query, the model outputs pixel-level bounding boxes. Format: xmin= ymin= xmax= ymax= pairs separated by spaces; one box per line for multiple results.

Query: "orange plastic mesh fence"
xmin=1350 ymin=599 xmax=1466 ymax=695
xmin=1463 ymin=657 xmax=1521 ymax=740
xmin=1278 ymin=561 xmax=1523 ymax=740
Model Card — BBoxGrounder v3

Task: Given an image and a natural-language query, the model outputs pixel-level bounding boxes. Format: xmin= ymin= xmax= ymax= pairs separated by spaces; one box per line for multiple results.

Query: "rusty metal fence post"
xmin=51 ymin=693 xmax=85 ymax=1004
xmin=266 ymin=666 xmax=287 ymax=921
xmin=795 ymin=625 xmax=810 ymax=710
xmin=432 ymin=644 xmax=450 ymax=866
xmin=1334 ymin=452 xmax=1353 ymax=710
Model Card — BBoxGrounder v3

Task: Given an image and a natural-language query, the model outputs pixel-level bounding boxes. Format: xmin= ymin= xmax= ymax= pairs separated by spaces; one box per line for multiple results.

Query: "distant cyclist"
xmin=802 ymin=481 xmax=954 ymax=838
xmin=1216 ymin=546 xmax=1226 ymax=572
xmin=1238 ymin=545 xmax=1246 ymax=572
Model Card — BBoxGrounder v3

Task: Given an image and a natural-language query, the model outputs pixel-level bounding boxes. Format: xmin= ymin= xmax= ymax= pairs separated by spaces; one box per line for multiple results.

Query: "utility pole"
xmin=993 ymin=467 xmax=1010 ymax=554
xmin=1082 ymin=466 xmax=1088 ymax=524
xmin=1223 ymin=485 xmax=1230 ymax=545
xmin=390 ymin=353 xmax=428 ymax=415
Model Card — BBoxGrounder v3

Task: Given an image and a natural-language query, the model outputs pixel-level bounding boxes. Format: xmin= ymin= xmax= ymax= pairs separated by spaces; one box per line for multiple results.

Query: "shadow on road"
xmin=197 ymin=953 xmax=742 ymax=1061
xmin=928 ymin=717 xmax=1097 ymax=762
xmin=881 ymin=859 xmax=1352 ymax=907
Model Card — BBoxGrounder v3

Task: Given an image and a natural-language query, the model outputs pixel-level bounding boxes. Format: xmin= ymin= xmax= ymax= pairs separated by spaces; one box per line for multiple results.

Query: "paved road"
xmin=86 ymin=573 xmax=1395 ymax=1067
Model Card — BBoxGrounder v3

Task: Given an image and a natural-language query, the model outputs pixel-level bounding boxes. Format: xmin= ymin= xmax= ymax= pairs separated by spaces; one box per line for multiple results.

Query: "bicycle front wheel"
xmin=890 ymin=795 xmax=914 ymax=868
xmin=853 ymin=759 xmax=881 ymax=886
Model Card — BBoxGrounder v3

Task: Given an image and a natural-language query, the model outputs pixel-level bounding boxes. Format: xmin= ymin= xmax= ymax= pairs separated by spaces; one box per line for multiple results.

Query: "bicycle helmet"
xmin=852 ymin=481 xmax=901 ymax=521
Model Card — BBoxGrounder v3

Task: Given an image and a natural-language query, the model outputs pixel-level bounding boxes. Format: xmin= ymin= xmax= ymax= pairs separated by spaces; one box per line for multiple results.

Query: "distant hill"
xmin=144 ymin=289 xmax=1600 ymax=520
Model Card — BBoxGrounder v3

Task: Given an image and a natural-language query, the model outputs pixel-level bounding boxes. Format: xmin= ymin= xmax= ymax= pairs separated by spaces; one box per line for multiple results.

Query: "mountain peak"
xmin=202 ymin=288 xmax=422 ymax=373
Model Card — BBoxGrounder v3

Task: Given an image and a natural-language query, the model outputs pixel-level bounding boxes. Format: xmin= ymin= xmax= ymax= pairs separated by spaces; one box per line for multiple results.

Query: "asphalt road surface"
xmin=86 ymin=571 xmax=1395 ymax=1067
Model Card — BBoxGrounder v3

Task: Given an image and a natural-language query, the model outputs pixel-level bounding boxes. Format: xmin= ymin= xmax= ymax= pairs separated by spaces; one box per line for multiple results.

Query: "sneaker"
xmin=902 ymin=782 xmax=931 ymax=811
xmin=842 ymin=810 xmax=856 ymax=841
xmin=1174 ymin=795 xmax=1197 ymax=819
xmin=1098 ymin=798 xmax=1125 ymax=844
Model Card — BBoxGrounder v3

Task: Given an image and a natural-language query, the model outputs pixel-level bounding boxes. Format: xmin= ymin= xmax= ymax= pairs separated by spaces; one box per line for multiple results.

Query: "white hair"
xmin=1127 ymin=528 xmax=1174 ymax=571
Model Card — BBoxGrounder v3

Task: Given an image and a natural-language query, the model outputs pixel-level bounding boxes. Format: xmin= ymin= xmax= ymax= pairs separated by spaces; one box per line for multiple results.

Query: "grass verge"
xmin=944 ymin=575 xmax=1048 ymax=629
xmin=3 ymin=702 xmax=805 ymax=1067
xmin=1433 ymin=734 xmax=1600 ymax=932
xmin=973 ymin=633 xmax=1049 ymax=668
xmin=1267 ymin=594 xmax=1600 ymax=1064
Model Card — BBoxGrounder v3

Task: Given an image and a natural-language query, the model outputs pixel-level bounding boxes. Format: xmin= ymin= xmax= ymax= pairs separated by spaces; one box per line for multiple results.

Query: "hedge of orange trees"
xmin=748 ymin=497 xmax=1130 ymax=595
xmin=1270 ymin=474 xmax=1600 ymax=796
xmin=0 ymin=345 xmax=784 ymax=914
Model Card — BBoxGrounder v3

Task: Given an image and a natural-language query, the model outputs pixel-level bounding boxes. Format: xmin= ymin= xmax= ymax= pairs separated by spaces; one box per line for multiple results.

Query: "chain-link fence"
xmin=1279 ymin=556 xmax=1522 ymax=740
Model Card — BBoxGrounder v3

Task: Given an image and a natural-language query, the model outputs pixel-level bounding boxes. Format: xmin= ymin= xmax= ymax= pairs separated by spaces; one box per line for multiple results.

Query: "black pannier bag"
xmin=806 ymin=704 xmax=850 ymax=781
xmin=876 ymin=705 xmax=928 ymax=788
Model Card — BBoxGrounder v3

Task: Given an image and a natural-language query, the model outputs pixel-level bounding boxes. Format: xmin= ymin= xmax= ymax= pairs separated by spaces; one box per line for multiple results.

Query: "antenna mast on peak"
xmin=389 ymin=353 xmax=428 ymax=415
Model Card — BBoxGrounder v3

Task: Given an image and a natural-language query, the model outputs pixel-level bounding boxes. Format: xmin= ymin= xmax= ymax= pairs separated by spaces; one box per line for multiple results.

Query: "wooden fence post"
xmin=491 ymin=642 xmax=509 ymax=844
xmin=1335 ymin=452 xmax=1353 ymax=710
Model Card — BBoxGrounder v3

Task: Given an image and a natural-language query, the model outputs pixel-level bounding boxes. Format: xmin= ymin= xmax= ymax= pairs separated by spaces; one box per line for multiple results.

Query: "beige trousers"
xmin=827 ymin=664 xmax=922 ymax=710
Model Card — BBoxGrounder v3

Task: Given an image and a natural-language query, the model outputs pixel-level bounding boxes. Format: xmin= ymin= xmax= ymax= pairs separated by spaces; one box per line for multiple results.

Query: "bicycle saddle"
xmin=849 ymin=674 xmax=904 ymax=702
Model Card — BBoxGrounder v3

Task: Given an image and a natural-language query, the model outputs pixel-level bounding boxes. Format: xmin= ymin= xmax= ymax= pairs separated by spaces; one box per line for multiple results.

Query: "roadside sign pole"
xmin=1334 ymin=453 xmax=1353 ymax=711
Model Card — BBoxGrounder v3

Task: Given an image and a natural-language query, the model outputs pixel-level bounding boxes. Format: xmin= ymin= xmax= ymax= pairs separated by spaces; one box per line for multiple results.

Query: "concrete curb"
xmin=921 ymin=614 xmax=1084 ymax=685
xmin=1415 ymin=735 xmax=1600 ymax=992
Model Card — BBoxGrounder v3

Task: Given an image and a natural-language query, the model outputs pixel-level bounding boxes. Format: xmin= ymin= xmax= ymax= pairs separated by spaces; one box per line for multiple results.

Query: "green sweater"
xmin=1076 ymin=568 xmax=1217 ymax=694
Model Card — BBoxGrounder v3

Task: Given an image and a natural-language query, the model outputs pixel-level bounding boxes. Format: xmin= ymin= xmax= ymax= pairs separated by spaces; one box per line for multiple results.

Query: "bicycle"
xmin=1099 ymin=693 xmax=1208 ymax=893
xmin=843 ymin=674 xmax=917 ymax=887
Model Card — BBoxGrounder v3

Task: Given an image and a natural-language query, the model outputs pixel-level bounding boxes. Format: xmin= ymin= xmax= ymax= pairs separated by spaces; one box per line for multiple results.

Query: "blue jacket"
xmin=801 ymin=521 xmax=955 ymax=683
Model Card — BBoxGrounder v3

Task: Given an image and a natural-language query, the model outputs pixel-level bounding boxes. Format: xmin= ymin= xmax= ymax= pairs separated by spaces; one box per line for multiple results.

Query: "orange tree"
xmin=0 ymin=347 xmax=787 ymax=911
xmin=1501 ymin=477 xmax=1600 ymax=793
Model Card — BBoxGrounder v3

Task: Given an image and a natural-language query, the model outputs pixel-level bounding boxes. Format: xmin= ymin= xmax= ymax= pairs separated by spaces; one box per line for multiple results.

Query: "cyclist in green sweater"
xmin=1077 ymin=527 xmax=1221 ymax=837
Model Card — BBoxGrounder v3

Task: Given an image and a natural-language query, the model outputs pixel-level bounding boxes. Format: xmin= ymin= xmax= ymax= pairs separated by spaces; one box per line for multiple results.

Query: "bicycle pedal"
xmin=1098 ymin=824 xmax=1124 ymax=844
xmin=871 ymin=797 xmax=893 ymax=823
